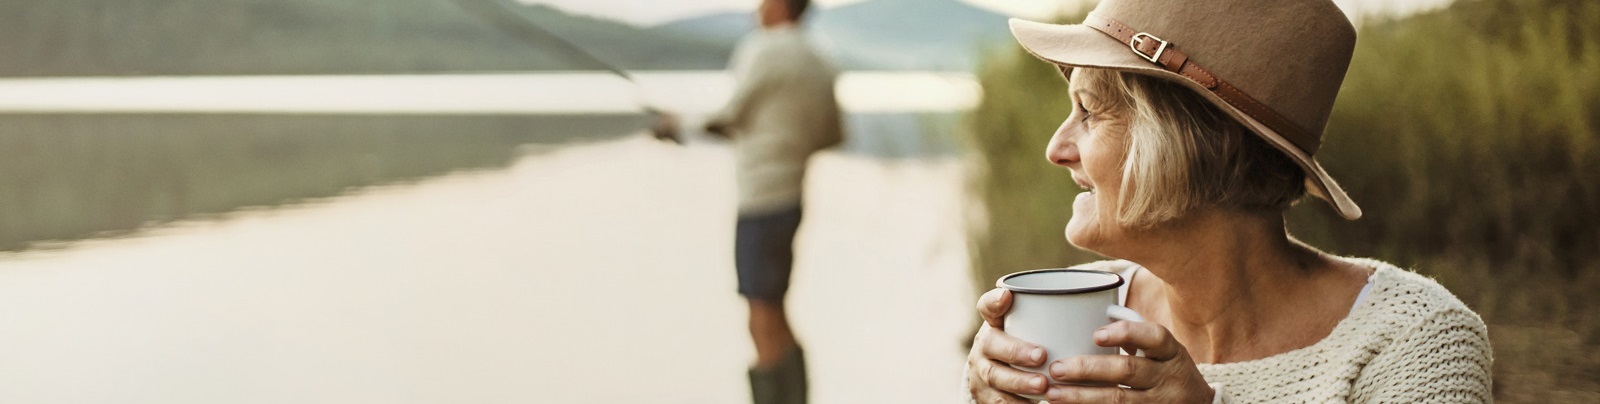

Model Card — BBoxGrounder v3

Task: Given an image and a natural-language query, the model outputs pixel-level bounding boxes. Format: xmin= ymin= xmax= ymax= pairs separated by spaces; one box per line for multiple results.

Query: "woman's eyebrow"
xmin=1070 ymin=89 xmax=1093 ymax=103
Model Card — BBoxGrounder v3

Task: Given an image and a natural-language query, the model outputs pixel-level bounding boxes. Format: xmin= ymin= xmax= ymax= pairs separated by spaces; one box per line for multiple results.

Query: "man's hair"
xmin=785 ymin=0 xmax=810 ymax=19
xmin=1074 ymin=68 xmax=1307 ymax=227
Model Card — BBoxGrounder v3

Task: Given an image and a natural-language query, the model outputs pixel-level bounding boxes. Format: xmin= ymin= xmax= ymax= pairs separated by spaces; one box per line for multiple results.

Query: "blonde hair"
xmin=1075 ymin=68 xmax=1306 ymax=227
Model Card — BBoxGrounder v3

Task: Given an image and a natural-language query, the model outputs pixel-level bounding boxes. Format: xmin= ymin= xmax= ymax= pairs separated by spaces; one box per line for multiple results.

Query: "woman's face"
xmin=1048 ymin=69 xmax=1133 ymax=254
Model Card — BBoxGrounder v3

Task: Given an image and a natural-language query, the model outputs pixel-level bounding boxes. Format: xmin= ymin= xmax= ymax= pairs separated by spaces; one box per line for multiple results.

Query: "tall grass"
xmin=962 ymin=0 xmax=1600 ymax=401
xmin=961 ymin=16 xmax=1097 ymax=294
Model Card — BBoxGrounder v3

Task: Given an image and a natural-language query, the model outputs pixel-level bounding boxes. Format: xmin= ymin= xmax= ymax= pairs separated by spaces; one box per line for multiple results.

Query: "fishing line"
xmin=449 ymin=0 xmax=678 ymax=139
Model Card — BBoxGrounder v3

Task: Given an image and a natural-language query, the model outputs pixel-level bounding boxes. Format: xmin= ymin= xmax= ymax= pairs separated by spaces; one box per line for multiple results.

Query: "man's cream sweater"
xmin=707 ymin=26 xmax=843 ymax=215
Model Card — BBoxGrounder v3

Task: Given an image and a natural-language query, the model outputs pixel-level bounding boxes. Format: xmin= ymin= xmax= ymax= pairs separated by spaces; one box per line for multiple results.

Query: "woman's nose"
xmin=1045 ymin=118 xmax=1081 ymax=168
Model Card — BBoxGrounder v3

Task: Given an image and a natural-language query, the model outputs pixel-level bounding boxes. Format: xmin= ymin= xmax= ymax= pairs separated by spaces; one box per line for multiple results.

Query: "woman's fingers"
xmin=1045 ymin=322 xmax=1216 ymax=402
xmin=1047 ymin=354 xmax=1162 ymax=389
xmin=969 ymin=326 xmax=1050 ymax=397
xmin=1044 ymin=385 xmax=1145 ymax=404
xmin=1094 ymin=320 xmax=1185 ymax=361
xmin=976 ymin=288 xmax=1012 ymax=329
xmin=968 ymin=289 xmax=1039 ymax=402
xmin=979 ymin=358 xmax=1050 ymax=397
xmin=972 ymin=385 xmax=1036 ymax=404
xmin=977 ymin=326 xmax=1048 ymax=368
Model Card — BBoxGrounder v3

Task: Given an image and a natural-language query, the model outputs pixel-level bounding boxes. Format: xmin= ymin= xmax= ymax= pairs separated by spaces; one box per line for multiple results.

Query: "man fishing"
xmin=668 ymin=0 xmax=843 ymax=402
xmin=457 ymin=0 xmax=839 ymax=401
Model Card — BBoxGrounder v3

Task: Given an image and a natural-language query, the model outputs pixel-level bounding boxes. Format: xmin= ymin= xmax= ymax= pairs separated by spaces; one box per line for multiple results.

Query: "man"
xmin=703 ymin=0 xmax=842 ymax=402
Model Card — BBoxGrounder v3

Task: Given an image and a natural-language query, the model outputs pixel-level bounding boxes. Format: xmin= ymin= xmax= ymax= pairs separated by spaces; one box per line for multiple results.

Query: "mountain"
xmin=0 ymin=0 xmax=729 ymax=76
xmin=0 ymin=0 xmax=1009 ymax=76
xmin=813 ymin=0 xmax=1012 ymax=70
xmin=652 ymin=0 xmax=1012 ymax=70
xmin=649 ymin=12 xmax=753 ymax=51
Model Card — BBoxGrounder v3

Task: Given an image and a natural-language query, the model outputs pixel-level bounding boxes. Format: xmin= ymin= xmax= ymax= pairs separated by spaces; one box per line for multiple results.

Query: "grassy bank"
xmin=962 ymin=0 xmax=1600 ymax=401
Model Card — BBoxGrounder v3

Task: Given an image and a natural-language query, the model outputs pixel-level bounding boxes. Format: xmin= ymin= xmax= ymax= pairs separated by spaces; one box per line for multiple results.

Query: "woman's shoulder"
xmin=1341 ymin=257 xmax=1491 ymax=370
xmin=1341 ymin=258 xmax=1494 ymax=401
xmin=1348 ymin=258 xmax=1482 ymax=323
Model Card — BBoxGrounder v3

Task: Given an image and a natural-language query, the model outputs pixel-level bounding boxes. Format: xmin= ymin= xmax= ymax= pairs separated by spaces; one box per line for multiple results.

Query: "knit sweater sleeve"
xmin=1353 ymin=306 xmax=1494 ymax=402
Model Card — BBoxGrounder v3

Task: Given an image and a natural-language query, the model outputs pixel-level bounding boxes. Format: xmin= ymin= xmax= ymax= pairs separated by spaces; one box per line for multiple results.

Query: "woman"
xmin=965 ymin=0 xmax=1493 ymax=402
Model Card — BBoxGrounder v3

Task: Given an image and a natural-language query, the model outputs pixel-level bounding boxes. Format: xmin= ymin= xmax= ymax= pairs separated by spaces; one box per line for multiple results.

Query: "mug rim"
xmin=999 ymin=268 xmax=1125 ymax=295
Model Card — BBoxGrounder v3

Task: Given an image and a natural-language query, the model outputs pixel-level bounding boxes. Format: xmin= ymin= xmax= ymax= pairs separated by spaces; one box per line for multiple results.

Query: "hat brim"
xmin=1009 ymin=19 xmax=1362 ymax=220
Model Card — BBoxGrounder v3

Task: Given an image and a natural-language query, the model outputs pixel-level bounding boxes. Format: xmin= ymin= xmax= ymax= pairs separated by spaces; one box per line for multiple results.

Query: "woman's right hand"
xmin=966 ymin=288 xmax=1052 ymax=403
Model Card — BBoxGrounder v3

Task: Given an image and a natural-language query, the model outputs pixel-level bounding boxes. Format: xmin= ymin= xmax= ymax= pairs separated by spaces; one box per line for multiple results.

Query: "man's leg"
xmin=746 ymin=297 xmax=805 ymax=404
xmin=747 ymin=298 xmax=798 ymax=369
xmin=737 ymin=206 xmax=807 ymax=404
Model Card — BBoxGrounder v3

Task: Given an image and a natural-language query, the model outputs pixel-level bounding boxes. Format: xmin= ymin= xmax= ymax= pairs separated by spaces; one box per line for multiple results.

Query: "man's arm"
xmin=705 ymin=40 xmax=781 ymax=138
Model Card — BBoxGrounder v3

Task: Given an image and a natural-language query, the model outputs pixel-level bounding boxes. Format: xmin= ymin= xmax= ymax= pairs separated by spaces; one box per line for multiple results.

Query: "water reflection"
xmin=0 ymin=113 xmax=645 ymax=251
xmin=0 ymin=136 xmax=973 ymax=403
xmin=0 ymin=110 xmax=960 ymax=252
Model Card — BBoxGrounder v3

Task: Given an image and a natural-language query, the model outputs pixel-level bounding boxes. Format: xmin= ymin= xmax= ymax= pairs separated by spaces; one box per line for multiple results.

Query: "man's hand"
xmin=704 ymin=121 xmax=732 ymax=139
xmin=649 ymin=110 xmax=682 ymax=144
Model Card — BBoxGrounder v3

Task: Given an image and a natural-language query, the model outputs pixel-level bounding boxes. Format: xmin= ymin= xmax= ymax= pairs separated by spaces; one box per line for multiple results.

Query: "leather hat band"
xmin=1082 ymin=14 xmax=1322 ymax=155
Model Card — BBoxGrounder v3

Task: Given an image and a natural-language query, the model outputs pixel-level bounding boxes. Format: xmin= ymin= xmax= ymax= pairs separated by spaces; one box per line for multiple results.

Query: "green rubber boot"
xmin=748 ymin=346 xmax=807 ymax=404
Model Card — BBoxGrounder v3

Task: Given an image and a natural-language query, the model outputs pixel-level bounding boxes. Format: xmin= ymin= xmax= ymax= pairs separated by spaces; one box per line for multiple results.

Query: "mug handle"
xmin=1105 ymin=305 xmax=1147 ymax=357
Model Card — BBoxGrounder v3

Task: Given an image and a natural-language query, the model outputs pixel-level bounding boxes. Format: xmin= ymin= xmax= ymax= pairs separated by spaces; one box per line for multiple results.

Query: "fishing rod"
xmin=449 ymin=0 xmax=681 ymax=142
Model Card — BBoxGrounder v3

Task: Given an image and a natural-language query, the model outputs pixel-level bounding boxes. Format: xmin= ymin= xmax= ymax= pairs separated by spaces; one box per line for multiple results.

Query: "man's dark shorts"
xmin=735 ymin=205 xmax=804 ymax=302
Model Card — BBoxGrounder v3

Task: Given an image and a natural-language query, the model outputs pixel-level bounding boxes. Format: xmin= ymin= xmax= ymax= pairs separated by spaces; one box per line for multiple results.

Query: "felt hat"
xmin=1010 ymin=0 xmax=1363 ymax=219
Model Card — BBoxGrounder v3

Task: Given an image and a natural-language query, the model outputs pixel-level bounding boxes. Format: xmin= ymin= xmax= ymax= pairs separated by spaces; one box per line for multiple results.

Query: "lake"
xmin=0 ymin=72 xmax=979 ymax=403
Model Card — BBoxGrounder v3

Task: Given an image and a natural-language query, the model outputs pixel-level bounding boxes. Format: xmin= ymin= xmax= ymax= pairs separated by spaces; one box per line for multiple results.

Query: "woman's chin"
xmin=1064 ymin=219 xmax=1094 ymax=249
xmin=1066 ymin=192 xmax=1098 ymax=247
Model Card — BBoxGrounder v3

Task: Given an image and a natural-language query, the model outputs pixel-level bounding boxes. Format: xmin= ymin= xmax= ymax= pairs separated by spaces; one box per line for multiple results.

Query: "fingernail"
xmin=1050 ymin=361 xmax=1067 ymax=377
xmin=1030 ymin=376 xmax=1047 ymax=392
xmin=1094 ymin=328 xmax=1109 ymax=342
xmin=1029 ymin=347 xmax=1045 ymax=363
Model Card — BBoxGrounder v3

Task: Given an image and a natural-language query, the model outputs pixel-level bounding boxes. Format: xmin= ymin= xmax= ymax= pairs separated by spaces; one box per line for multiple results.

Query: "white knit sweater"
xmin=1188 ymin=258 xmax=1491 ymax=402
xmin=973 ymin=259 xmax=1495 ymax=403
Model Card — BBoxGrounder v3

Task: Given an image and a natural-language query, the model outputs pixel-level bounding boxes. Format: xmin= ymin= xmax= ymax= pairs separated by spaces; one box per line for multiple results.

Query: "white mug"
xmin=998 ymin=268 xmax=1145 ymax=399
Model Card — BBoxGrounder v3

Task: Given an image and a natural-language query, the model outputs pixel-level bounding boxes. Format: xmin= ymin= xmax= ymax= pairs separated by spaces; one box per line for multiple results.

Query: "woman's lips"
xmin=1071 ymin=174 xmax=1094 ymax=193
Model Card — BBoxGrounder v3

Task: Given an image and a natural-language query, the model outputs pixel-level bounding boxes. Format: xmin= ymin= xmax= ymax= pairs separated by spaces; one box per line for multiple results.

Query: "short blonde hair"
xmin=1075 ymin=68 xmax=1306 ymax=227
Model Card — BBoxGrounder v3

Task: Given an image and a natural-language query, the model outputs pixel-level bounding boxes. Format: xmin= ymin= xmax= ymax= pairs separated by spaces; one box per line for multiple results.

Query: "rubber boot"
xmin=748 ymin=346 xmax=807 ymax=404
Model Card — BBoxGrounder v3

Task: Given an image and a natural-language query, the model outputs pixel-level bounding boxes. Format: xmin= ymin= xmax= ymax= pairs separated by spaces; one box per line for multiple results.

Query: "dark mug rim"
xmin=998 ymin=268 xmax=1125 ymax=295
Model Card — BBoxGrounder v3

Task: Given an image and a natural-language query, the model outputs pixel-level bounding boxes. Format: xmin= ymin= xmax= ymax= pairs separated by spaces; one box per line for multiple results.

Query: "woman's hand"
xmin=965 ymin=288 xmax=1052 ymax=403
xmin=1043 ymin=320 xmax=1215 ymax=403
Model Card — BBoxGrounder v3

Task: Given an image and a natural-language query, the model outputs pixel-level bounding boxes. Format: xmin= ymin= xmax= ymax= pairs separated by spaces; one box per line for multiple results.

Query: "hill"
xmin=0 ymin=0 xmax=729 ymax=76
xmin=652 ymin=0 xmax=1012 ymax=70
xmin=0 ymin=0 xmax=1010 ymax=76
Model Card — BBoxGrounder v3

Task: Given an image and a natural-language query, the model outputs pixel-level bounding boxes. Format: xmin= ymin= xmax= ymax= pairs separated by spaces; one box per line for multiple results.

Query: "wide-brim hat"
xmin=1009 ymin=0 xmax=1363 ymax=219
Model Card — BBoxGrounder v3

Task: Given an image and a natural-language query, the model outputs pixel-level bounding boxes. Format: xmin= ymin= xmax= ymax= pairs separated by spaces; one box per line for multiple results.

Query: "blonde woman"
xmin=964 ymin=0 xmax=1493 ymax=402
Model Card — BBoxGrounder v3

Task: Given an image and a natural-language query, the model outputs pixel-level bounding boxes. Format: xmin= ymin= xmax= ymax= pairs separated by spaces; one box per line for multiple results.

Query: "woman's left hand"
xmin=1044 ymin=320 xmax=1215 ymax=403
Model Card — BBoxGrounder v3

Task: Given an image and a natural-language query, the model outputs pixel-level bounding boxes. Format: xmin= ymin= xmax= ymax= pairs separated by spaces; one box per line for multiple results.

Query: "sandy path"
xmin=0 ymin=136 xmax=975 ymax=403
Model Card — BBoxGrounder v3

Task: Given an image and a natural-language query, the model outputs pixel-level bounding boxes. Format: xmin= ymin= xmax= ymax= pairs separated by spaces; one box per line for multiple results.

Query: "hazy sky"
xmin=516 ymin=0 xmax=1457 ymax=26
xmin=513 ymin=0 xmax=1063 ymax=26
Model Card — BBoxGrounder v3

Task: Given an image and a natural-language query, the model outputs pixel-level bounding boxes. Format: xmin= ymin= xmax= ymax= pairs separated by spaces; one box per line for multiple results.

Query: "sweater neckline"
xmin=1194 ymin=259 xmax=1391 ymax=369
xmin=1131 ymin=259 xmax=1394 ymax=369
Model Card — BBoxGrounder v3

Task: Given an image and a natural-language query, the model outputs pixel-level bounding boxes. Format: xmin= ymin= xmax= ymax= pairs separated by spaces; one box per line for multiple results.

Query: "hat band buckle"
xmin=1129 ymin=32 xmax=1168 ymax=63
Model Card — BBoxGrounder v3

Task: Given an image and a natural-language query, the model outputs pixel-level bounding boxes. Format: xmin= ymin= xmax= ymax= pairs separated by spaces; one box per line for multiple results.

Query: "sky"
xmin=517 ymin=0 xmax=1458 ymax=26
xmin=514 ymin=0 xmax=1080 ymax=26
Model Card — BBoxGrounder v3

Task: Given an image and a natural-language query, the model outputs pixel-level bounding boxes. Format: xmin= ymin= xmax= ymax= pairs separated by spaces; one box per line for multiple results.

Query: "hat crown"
xmin=1091 ymin=0 xmax=1357 ymax=149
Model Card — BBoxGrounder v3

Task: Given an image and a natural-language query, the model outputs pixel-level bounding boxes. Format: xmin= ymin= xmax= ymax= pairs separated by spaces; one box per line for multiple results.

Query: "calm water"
xmin=0 ymin=73 xmax=977 ymax=403
xmin=0 ymin=72 xmax=975 ymax=252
